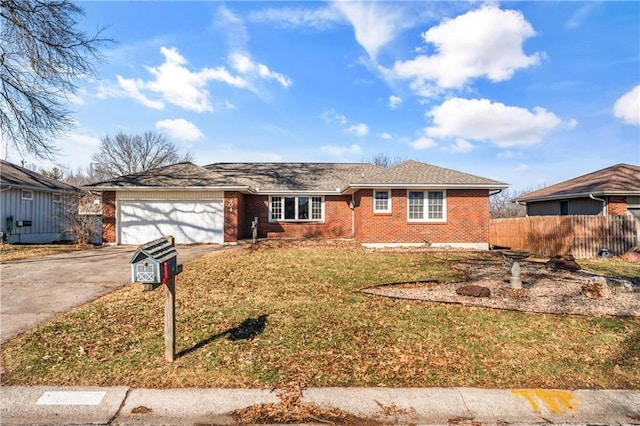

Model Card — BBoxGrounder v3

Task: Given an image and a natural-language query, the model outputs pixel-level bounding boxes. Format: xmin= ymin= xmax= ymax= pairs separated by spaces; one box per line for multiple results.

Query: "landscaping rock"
xmin=621 ymin=246 xmax=640 ymax=263
xmin=456 ymin=285 xmax=490 ymax=298
xmin=581 ymin=277 xmax=611 ymax=299
xmin=545 ymin=255 xmax=581 ymax=272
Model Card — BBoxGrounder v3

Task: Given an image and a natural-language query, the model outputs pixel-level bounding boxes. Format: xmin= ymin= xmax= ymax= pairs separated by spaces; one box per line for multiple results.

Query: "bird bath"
xmin=503 ymin=250 xmax=531 ymax=289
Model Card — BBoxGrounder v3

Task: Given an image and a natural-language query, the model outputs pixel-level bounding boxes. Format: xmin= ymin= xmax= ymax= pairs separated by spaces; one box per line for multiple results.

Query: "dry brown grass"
xmin=2 ymin=244 xmax=638 ymax=391
xmin=0 ymin=243 xmax=94 ymax=262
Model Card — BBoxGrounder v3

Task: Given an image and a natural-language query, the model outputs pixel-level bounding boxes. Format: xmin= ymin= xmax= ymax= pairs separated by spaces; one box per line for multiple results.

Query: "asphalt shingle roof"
xmin=203 ymin=162 xmax=384 ymax=191
xmin=83 ymin=160 xmax=508 ymax=192
xmin=359 ymin=160 xmax=507 ymax=186
xmin=0 ymin=160 xmax=78 ymax=192
xmin=83 ymin=162 xmax=238 ymax=189
xmin=516 ymin=163 xmax=640 ymax=202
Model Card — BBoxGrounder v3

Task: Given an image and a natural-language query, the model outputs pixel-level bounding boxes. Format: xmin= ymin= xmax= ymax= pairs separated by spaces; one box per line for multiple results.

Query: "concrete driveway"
xmin=0 ymin=244 xmax=225 ymax=344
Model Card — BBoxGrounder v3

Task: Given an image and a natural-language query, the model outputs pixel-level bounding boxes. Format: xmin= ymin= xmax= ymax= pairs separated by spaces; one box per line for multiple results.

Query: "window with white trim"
xmin=407 ymin=190 xmax=446 ymax=221
xmin=21 ymin=190 xmax=33 ymax=201
xmin=270 ymin=196 xmax=324 ymax=221
xmin=52 ymin=193 xmax=61 ymax=203
xmin=373 ymin=190 xmax=391 ymax=213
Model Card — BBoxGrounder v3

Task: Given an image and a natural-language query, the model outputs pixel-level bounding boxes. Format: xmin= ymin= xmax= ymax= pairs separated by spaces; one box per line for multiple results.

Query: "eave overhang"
xmin=515 ymin=190 xmax=640 ymax=204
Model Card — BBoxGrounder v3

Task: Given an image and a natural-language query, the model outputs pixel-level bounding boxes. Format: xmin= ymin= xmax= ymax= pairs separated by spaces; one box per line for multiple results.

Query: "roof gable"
xmin=517 ymin=163 xmax=640 ymax=202
xmin=0 ymin=160 xmax=78 ymax=192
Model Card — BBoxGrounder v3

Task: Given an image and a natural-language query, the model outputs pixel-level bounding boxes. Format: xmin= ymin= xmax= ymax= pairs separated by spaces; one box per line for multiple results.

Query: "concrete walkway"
xmin=1 ymin=386 xmax=638 ymax=425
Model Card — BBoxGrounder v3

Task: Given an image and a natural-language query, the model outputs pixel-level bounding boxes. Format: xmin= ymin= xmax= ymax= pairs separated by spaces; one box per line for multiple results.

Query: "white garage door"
xmin=119 ymin=201 xmax=224 ymax=245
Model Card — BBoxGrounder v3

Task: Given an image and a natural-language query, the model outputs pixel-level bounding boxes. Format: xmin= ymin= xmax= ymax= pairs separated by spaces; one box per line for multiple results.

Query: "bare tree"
xmin=91 ymin=131 xmax=194 ymax=180
xmin=55 ymin=192 xmax=100 ymax=245
xmin=368 ymin=153 xmax=404 ymax=168
xmin=0 ymin=1 xmax=110 ymax=158
xmin=490 ymin=189 xmax=528 ymax=218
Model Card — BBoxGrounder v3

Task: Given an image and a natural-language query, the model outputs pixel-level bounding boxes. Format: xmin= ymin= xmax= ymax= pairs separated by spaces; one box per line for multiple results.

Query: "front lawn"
xmin=1 ymin=245 xmax=638 ymax=389
xmin=0 ymin=243 xmax=93 ymax=262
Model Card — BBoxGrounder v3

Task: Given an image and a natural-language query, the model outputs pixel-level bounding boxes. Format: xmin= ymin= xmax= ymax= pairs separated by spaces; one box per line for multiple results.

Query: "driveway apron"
xmin=0 ymin=244 xmax=222 ymax=344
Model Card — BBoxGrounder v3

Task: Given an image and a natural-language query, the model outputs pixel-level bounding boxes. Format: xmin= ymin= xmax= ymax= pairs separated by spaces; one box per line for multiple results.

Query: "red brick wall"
xmin=102 ymin=191 xmax=116 ymax=243
xmin=224 ymin=192 xmax=242 ymax=242
xmin=243 ymin=195 xmax=353 ymax=239
xmin=354 ymin=189 xmax=490 ymax=244
xmin=607 ymin=196 xmax=627 ymax=216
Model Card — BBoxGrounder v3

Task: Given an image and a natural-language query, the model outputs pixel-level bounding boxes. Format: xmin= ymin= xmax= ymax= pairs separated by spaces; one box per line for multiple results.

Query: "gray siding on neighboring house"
xmin=526 ymin=197 xmax=603 ymax=216
xmin=0 ymin=188 xmax=66 ymax=243
xmin=628 ymin=196 xmax=640 ymax=208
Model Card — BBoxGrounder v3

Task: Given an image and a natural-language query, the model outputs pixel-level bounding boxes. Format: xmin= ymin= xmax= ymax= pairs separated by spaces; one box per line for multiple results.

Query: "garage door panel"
xmin=119 ymin=201 xmax=223 ymax=245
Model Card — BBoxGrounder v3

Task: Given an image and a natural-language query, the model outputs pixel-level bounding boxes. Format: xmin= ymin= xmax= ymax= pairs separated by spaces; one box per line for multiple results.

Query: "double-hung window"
xmin=373 ymin=190 xmax=391 ymax=213
xmin=407 ymin=190 xmax=446 ymax=222
xmin=270 ymin=196 xmax=323 ymax=221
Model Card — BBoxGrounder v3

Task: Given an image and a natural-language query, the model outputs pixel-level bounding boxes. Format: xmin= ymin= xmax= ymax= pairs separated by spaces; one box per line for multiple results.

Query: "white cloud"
xmin=425 ymin=97 xmax=569 ymax=147
xmin=613 ymin=85 xmax=640 ymax=126
xmin=321 ymin=144 xmax=361 ymax=156
xmin=411 ymin=136 xmax=437 ymax=150
xmin=156 ymin=119 xmax=204 ymax=142
xmin=321 ymin=109 xmax=348 ymax=125
xmin=565 ymin=3 xmax=598 ymax=29
xmin=344 ymin=123 xmax=369 ymax=137
xmin=446 ymin=138 xmax=474 ymax=153
xmin=497 ymin=150 xmax=519 ymax=159
xmin=248 ymin=6 xmax=344 ymax=29
xmin=334 ymin=1 xmax=408 ymax=60
xmin=112 ymin=46 xmax=248 ymax=113
xmin=217 ymin=6 xmax=249 ymax=52
xmin=379 ymin=132 xmax=393 ymax=140
xmin=389 ymin=95 xmax=403 ymax=109
xmin=228 ymin=53 xmax=292 ymax=88
xmin=116 ymin=76 xmax=165 ymax=110
xmin=384 ymin=5 xmax=541 ymax=92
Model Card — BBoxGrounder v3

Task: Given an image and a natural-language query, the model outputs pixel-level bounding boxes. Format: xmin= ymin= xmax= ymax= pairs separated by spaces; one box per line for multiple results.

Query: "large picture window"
xmin=407 ymin=190 xmax=446 ymax=221
xmin=270 ymin=196 xmax=323 ymax=221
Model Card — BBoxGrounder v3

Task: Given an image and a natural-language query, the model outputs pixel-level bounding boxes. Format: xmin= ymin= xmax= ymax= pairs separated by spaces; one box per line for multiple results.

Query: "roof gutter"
xmin=589 ymin=193 xmax=607 ymax=216
xmin=347 ymin=183 xmax=509 ymax=190
xmin=517 ymin=190 xmax=639 ymax=203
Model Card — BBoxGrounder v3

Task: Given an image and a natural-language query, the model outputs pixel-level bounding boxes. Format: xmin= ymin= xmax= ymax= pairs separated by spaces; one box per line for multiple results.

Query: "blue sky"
xmin=9 ymin=1 xmax=640 ymax=191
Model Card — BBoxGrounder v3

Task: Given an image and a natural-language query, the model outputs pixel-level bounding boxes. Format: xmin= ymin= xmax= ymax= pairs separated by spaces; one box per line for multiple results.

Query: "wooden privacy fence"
xmin=490 ymin=215 xmax=637 ymax=258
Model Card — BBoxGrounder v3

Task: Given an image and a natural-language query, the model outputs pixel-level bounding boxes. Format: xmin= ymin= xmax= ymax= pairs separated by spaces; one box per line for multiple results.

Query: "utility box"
xmin=130 ymin=237 xmax=180 ymax=284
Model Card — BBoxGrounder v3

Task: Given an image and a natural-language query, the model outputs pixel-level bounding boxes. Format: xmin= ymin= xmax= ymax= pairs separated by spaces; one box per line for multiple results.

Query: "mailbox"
xmin=130 ymin=237 xmax=180 ymax=284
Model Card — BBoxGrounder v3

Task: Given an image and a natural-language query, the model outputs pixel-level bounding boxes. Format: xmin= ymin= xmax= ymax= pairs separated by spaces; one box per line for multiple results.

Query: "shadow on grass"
xmin=177 ymin=314 xmax=268 ymax=358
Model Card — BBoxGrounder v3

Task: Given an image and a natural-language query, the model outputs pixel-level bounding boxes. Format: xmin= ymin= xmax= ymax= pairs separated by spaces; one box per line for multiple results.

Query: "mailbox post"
xmin=130 ymin=236 xmax=183 ymax=362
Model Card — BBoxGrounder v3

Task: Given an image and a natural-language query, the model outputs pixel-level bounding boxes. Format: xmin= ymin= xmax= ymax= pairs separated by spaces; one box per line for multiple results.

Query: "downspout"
xmin=589 ymin=193 xmax=607 ymax=216
xmin=349 ymin=195 xmax=355 ymax=239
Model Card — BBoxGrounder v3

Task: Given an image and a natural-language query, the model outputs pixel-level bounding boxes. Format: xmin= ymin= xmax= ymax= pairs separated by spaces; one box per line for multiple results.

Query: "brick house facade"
xmin=91 ymin=160 xmax=507 ymax=247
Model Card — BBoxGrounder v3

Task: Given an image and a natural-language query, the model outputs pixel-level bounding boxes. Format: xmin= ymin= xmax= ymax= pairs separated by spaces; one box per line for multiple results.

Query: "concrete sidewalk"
xmin=1 ymin=386 xmax=639 ymax=425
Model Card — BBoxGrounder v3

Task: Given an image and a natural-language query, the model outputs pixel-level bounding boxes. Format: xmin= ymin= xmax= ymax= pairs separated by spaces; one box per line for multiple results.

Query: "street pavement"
xmin=1 ymin=386 xmax=638 ymax=425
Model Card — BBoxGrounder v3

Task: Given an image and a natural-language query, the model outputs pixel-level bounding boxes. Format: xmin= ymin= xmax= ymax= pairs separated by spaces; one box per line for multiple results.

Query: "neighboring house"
xmin=0 ymin=160 xmax=78 ymax=243
xmin=514 ymin=164 xmax=640 ymax=221
xmin=83 ymin=160 xmax=508 ymax=248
